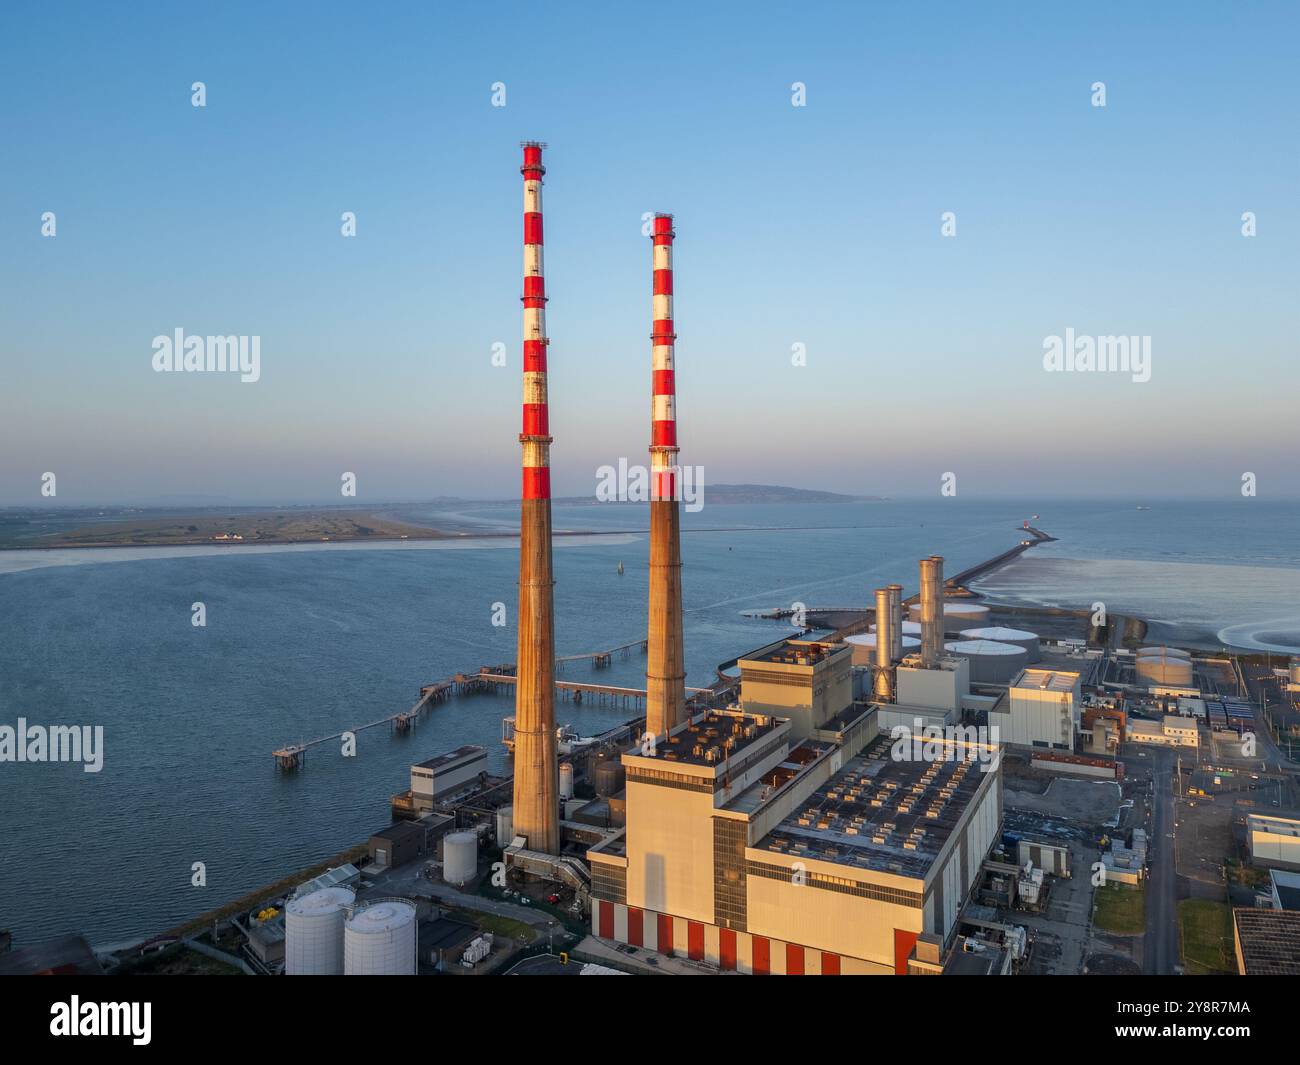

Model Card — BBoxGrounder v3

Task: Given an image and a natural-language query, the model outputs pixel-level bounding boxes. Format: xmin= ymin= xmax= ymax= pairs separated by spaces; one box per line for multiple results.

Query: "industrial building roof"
xmin=1010 ymin=668 xmax=1079 ymax=692
xmin=722 ymin=740 xmax=833 ymax=814
xmin=637 ymin=709 xmax=783 ymax=768
xmin=370 ymin=821 xmax=427 ymax=843
xmin=1271 ymin=870 xmax=1300 ymax=913
xmin=1248 ymin=812 xmax=1300 ymax=836
xmin=295 ymin=863 xmax=359 ymax=897
xmin=0 ymin=934 xmax=103 ymax=976
xmin=420 ymin=915 xmax=479 ymax=953
xmin=754 ymin=735 xmax=992 ymax=880
xmin=415 ymin=745 xmax=486 ymax=770
xmin=742 ymin=640 xmax=845 ymax=668
xmin=1233 ymin=908 xmax=1300 ymax=975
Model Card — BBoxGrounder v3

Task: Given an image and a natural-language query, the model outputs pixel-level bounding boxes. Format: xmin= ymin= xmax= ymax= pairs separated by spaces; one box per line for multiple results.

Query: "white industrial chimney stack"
xmin=873 ymin=587 xmax=895 ymax=701
xmin=919 ymin=556 xmax=944 ymax=668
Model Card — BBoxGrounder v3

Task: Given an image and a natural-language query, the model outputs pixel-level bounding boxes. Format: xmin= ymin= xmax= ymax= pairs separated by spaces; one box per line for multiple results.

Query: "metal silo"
xmin=945 ymin=639 xmax=1029 ymax=684
xmin=443 ymin=831 xmax=478 ymax=885
xmin=1136 ymin=652 xmax=1193 ymax=687
xmin=496 ymin=805 xmax=514 ymax=844
xmin=285 ymin=886 xmax=355 ymax=975
xmin=845 ymin=633 xmax=920 ymax=667
xmin=1138 ymin=646 xmax=1190 ymax=660
xmin=343 ymin=900 xmax=417 ymax=975
xmin=908 ymin=600 xmax=990 ymax=632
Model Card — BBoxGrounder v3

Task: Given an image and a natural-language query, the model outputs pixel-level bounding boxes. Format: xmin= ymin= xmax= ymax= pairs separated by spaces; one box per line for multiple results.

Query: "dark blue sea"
xmin=1 ymin=499 xmax=1297 ymax=946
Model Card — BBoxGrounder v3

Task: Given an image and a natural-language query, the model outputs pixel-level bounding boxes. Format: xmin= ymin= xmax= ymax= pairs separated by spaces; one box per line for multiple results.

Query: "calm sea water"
xmin=1 ymin=499 xmax=1296 ymax=946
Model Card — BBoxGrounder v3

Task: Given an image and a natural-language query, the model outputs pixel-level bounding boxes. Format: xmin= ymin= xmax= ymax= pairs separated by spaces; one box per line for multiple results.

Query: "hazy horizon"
xmin=4 ymin=2 xmax=1297 ymax=506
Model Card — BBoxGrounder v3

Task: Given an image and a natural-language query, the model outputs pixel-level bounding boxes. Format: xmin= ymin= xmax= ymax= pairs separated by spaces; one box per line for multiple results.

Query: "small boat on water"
xmin=616 ymin=561 xmax=624 ymax=575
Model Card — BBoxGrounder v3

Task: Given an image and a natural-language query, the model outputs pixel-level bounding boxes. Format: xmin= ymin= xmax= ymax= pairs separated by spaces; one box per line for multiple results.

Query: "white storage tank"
xmin=845 ymin=632 xmax=920 ymax=666
xmin=959 ymin=626 xmax=1041 ymax=662
xmin=945 ymin=639 xmax=1029 ymax=684
xmin=1139 ymin=646 xmax=1191 ymax=660
xmin=1290 ymin=657 xmax=1300 ymax=686
xmin=495 ymin=805 xmax=514 ymax=844
xmin=443 ymin=831 xmax=477 ymax=885
xmin=559 ymin=762 xmax=575 ymax=800
xmin=870 ymin=619 xmax=922 ymax=636
xmin=910 ymin=600 xmax=991 ymax=632
xmin=343 ymin=900 xmax=417 ymax=975
xmin=285 ymin=886 xmax=355 ymax=975
xmin=1136 ymin=653 xmax=1193 ymax=687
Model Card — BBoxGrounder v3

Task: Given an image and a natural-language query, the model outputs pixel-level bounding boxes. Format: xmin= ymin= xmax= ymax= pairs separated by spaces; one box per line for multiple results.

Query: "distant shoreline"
xmin=0 ymin=522 xmax=899 ymax=552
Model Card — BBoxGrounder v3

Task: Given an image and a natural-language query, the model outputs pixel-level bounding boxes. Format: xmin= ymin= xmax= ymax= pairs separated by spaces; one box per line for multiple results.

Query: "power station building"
xmin=483 ymin=145 xmax=1011 ymax=973
xmin=989 ymin=668 xmax=1081 ymax=750
xmin=736 ymin=638 xmax=853 ymax=738
xmin=588 ymin=703 xmax=1002 ymax=974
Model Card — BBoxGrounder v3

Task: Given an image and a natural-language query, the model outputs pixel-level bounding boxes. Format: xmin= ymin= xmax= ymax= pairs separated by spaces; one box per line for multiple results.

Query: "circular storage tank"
xmin=443 ymin=831 xmax=478 ymax=885
xmin=909 ymin=601 xmax=991 ymax=632
xmin=870 ymin=620 xmax=922 ymax=636
xmin=594 ymin=759 xmax=625 ymax=798
xmin=945 ymin=639 xmax=1029 ymax=684
xmin=495 ymin=805 xmax=514 ymax=844
xmin=1138 ymin=646 xmax=1190 ymax=660
xmin=959 ymin=626 xmax=1041 ymax=663
xmin=845 ymin=632 xmax=921 ymax=666
xmin=559 ymin=762 xmax=575 ymax=800
xmin=1290 ymin=657 xmax=1300 ymax=686
xmin=343 ymin=900 xmax=417 ymax=975
xmin=1136 ymin=653 xmax=1193 ymax=687
xmin=285 ymin=886 xmax=355 ymax=975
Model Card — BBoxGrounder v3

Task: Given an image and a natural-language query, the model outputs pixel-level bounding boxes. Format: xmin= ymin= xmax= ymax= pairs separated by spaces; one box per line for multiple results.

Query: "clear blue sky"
xmin=2 ymin=1 xmax=1297 ymax=505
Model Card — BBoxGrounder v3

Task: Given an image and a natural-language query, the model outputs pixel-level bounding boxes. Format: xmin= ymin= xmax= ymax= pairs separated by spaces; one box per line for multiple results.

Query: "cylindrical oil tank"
xmin=1138 ymin=646 xmax=1190 ymax=660
xmin=945 ymin=639 xmax=1029 ymax=684
xmin=870 ymin=620 xmax=922 ymax=637
xmin=1290 ymin=658 xmax=1300 ymax=685
xmin=960 ymin=626 xmax=1041 ymax=662
xmin=559 ymin=762 xmax=575 ymax=800
xmin=285 ymin=886 xmax=355 ymax=975
xmin=495 ymin=805 xmax=514 ymax=844
xmin=594 ymin=759 xmax=625 ymax=798
xmin=910 ymin=600 xmax=991 ymax=632
xmin=845 ymin=632 xmax=920 ymax=667
xmin=443 ymin=831 xmax=477 ymax=884
xmin=1136 ymin=653 xmax=1193 ymax=687
xmin=343 ymin=900 xmax=417 ymax=975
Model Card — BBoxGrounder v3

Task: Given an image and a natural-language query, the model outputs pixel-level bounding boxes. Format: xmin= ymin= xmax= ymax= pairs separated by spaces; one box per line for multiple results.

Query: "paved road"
xmin=1142 ymin=749 xmax=1179 ymax=974
xmin=363 ymin=861 xmax=576 ymax=941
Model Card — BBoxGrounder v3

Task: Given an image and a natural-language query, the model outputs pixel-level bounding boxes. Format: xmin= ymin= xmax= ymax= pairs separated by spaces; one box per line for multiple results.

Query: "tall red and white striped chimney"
xmin=511 ymin=141 xmax=560 ymax=855
xmin=645 ymin=213 xmax=686 ymax=741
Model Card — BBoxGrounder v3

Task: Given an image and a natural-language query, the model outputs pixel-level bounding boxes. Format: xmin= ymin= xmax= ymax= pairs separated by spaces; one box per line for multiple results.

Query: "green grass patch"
xmin=161 ymin=843 xmax=368 ymax=940
xmin=445 ymin=907 xmax=536 ymax=943
xmin=1092 ymin=881 xmax=1146 ymax=934
xmin=1178 ymin=899 xmax=1234 ymax=975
